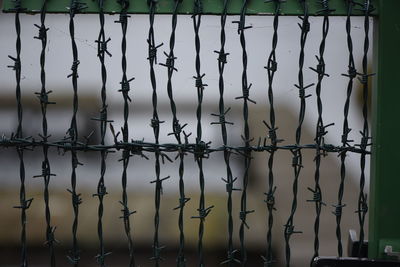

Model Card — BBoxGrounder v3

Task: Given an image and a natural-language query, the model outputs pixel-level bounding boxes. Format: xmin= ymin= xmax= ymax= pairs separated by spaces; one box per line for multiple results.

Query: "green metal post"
xmin=369 ymin=0 xmax=400 ymax=260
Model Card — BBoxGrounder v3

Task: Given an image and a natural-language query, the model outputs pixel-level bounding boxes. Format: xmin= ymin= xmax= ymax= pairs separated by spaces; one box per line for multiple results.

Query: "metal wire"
xmin=1 ymin=1 xmax=374 ymax=266
xmin=8 ymin=1 xmax=32 ymax=267
xmin=93 ymin=0 xmax=112 ymax=265
xmin=333 ymin=0 xmax=357 ymax=257
xmin=261 ymin=1 xmax=284 ymax=266
xmin=283 ymin=1 xmax=312 ymax=266
xmin=113 ymin=0 xmax=136 ymax=266
xmin=212 ymin=0 xmax=241 ymax=266
xmin=32 ymin=1 xmax=58 ymax=266
xmin=66 ymin=1 xmax=87 ymax=265
xmin=356 ymin=0 xmax=374 ymax=257
xmin=232 ymin=1 xmax=255 ymax=265
xmin=308 ymin=0 xmax=334 ymax=264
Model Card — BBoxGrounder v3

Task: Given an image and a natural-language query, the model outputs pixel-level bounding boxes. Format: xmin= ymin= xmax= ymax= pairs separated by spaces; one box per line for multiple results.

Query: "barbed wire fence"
xmin=1 ymin=0 xmax=373 ymax=266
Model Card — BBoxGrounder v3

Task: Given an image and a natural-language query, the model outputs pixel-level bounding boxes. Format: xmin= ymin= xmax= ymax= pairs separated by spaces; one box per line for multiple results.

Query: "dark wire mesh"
xmin=2 ymin=0 xmax=374 ymax=266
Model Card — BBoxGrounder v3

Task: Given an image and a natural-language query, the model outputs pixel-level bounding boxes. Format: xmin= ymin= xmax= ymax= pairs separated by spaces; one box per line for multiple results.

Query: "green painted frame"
xmin=369 ymin=0 xmax=400 ymax=261
xmin=2 ymin=0 xmax=378 ymax=15
xmin=2 ymin=0 xmax=399 ymax=262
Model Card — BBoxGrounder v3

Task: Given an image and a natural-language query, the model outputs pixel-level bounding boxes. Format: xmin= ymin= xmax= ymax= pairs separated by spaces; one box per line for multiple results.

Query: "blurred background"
xmin=0 ymin=3 xmax=372 ymax=266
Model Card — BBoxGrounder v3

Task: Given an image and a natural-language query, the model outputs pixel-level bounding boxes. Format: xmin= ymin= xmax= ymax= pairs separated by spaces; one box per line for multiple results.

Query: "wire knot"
xmin=147 ymin=41 xmax=163 ymax=63
xmin=222 ymin=177 xmax=240 ymax=193
xmin=93 ymin=184 xmax=108 ymax=197
xmin=210 ymin=107 xmax=233 ymax=126
xmin=295 ymin=83 xmax=314 ymax=99
xmin=332 ymin=204 xmax=346 ymax=217
xmin=214 ymin=50 xmax=229 ymax=64
xmin=13 ymin=198 xmax=33 ymax=210
xmin=34 ymin=24 xmax=49 ymax=41
xmin=235 ymin=83 xmax=256 ymax=104
xmin=119 ymin=201 xmax=136 ymax=219
xmin=192 ymin=205 xmax=214 ymax=220
xmin=160 ymin=52 xmax=177 ymax=72
xmin=67 ymin=189 xmax=83 ymax=206
xmin=7 ymin=55 xmax=20 ymax=71
xmin=239 ymin=210 xmax=255 ymax=229
xmin=264 ymin=186 xmax=277 ymax=211
xmin=194 ymin=73 xmax=207 ymax=90
xmin=96 ymin=37 xmax=112 ymax=57
xmin=33 ymin=161 xmax=56 ymax=179
xmin=307 ymin=187 xmax=326 ymax=206
xmin=221 ymin=250 xmax=241 ymax=265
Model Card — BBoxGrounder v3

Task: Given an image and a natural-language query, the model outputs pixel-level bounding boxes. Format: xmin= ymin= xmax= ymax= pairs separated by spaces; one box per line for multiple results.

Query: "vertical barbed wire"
xmin=33 ymin=0 xmax=57 ymax=266
xmin=146 ymin=1 xmax=172 ymax=266
xmin=114 ymin=0 xmax=136 ymax=266
xmin=191 ymin=1 xmax=213 ymax=266
xmin=157 ymin=0 xmax=186 ymax=265
xmin=233 ymin=1 xmax=254 ymax=265
xmin=262 ymin=0 xmax=283 ymax=266
xmin=93 ymin=0 xmax=112 ymax=265
xmin=8 ymin=1 xmax=32 ymax=266
xmin=283 ymin=1 xmax=312 ymax=266
xmin=211 ymin=0 xmax=240 ymax=266
xmin=309 ymin=0 xmax=334 ymax=263
xmin=333 ymin=0 xmax=357 ymax=257
xmin=356 ymin=0 xmax=374 ymax=257
xmin=66 ymin=0 xmax=86 ymax=265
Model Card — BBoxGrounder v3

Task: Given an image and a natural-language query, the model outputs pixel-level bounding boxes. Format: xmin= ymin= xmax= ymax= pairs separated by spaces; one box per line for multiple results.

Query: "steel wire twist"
xmin=283 ymin=1 xmax=312 ymax=266
xmin=262 ymin=1 xmax=284 ymax=266
xmin=356 ymin=0 xmax=374 ymax=257
xmin=332 ymin=0 xmax=358 ymax=257
xmin=8 ymin=1 xmax=32 ymax=266
xmin=212 ymin=0 xmax=241 ymax=266
xmin=33 ymin=1 xmax=58 ymax=266
xmin=66 ymin=1 xmax=87 ymax=265
xmin=233 ymin=1 xmax=255 ymax=265
xmin=309 ymin=0 xmax=334 ymax=264
xmin=93 ymin=0 xmax=112 ymax=265
xmin=114 ymin=0 xmax=136 ymax=266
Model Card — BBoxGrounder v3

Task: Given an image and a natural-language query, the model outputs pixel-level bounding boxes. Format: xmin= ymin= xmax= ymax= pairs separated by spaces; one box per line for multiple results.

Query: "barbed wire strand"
xmin=333 ymin=0 xmax=357 ymax=257
xmin=66 ymin=0 xmax=86 ymax=265
xmin=309 ymin=0 xmax=334 ymax=264
xmin=357 ymin=0 xmax=374 ymax=257
xmin=191 ymin=1 xmax=214 ymax=266
xmin=262 ymin=0 xmax=283 ymax=266
xmin=283 ymin=1 xmax=312 ymax=266
xmin=233 ymin=0 xmax=254 ymax=265
xmin=33 ymin=0 xmax=58 ymax=266
xmin=93 ymin=0 xmax=112 ymax=265
xmin=114 ymin=0 xmax=136 ymax=266
xmin=9 ymin=1 xmax=32 ymax=266
xmin=212 ymin=0 xmax=241 ymax=266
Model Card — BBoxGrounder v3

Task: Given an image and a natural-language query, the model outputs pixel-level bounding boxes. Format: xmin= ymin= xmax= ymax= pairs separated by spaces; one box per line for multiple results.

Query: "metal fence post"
xmin=369 ymin=0 xmax=400 ymax=260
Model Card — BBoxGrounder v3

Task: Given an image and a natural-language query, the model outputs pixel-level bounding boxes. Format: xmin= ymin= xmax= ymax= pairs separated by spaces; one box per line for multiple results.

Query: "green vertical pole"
xmin=369 ymin=0 xmax=400 ymax=260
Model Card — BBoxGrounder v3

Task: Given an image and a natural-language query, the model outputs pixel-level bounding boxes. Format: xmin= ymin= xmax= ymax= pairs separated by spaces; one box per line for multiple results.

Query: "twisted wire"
xmin=309 ymin=0 xmax=334 ymax=263
xmin=93 ymin=0 xmax=112 ymax=265
xmin=211 ymin=0 xmax=240 ymax=265
xmin=284 ymin=1 xmax=312 ymax=266
xmin=233 ymin=1 xmax=254 ymax=265
xmin=66 ymin=1 xmax=87 ymax=265
xmin=357 ymin=0 xmax=374 ymax=257
xmin=191 ymin=1 xmax=214 ymax=266
xmin=333 ymin=0 xmax=357 ymax=257
xmin=33 ymin=1 xmax=58 ymax=265
xmin=262 ymin=1 xmax=283 ymax=266
xmin=8 ymin=1 xmax=33 ymax=266
xmin=114 ymin=0 xmax=136 ymax=266
xmin=155 ymin=0 xmax=185 ymax=265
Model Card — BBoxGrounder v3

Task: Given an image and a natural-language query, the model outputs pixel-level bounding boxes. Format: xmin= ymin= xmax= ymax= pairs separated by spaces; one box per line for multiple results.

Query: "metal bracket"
xmin=312 ymin=257 xmax=400 ymax=267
